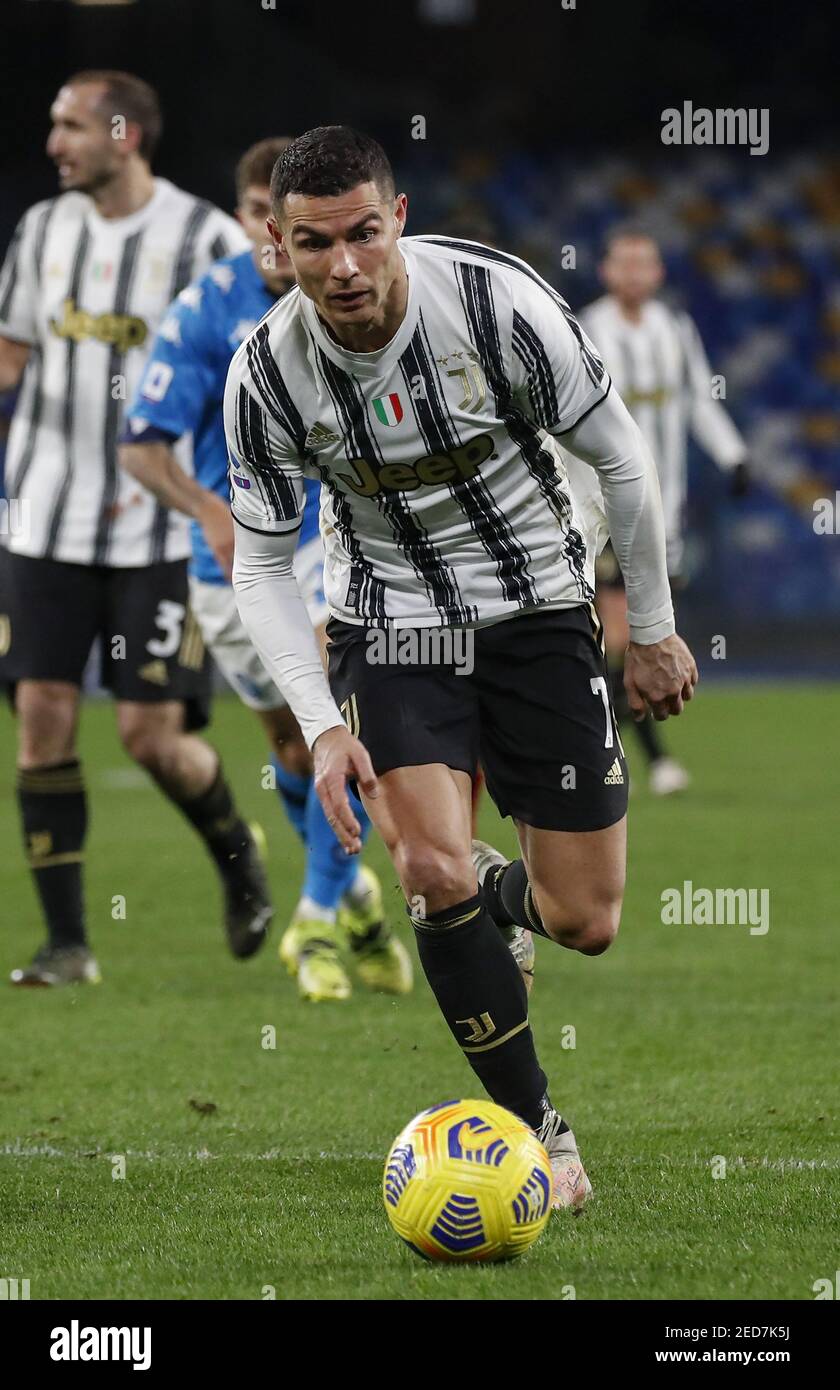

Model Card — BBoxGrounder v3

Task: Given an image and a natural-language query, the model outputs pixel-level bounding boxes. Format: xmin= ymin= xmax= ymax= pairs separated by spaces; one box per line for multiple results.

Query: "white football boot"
xmin=535 ymin=1106 xmax=593 ymax=1213
xmin=471 ymin=839 xmax=535 ymax=993
xmin=649 ymin=757 xmax=690 ymax=796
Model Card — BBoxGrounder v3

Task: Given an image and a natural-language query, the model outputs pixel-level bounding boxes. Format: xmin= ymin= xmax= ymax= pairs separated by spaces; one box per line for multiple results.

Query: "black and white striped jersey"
xmin=225 ymin=235 xmax=610 ymax=629
xmin=581 ymin=295 xmax=746 ymax=573
xmin=0 ymin=179 xmax=248 ymax=567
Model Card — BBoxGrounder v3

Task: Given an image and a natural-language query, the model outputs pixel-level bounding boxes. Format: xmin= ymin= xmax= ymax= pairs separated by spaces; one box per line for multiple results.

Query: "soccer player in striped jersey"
xmin=119 ymin=138 xmax=412 ymax=1004
xmin=225 ymin=127 xmax=698 ymax=1209
xmin=0 ymin=71 xmax=272 ymax=986
xmin=582 ymin=227 xmax=749 ymax=795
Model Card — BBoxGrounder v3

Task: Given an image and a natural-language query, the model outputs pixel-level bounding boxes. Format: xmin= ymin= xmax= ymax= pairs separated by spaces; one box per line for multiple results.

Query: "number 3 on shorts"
xmin=147 ymin=600 xmax=186 ymax=658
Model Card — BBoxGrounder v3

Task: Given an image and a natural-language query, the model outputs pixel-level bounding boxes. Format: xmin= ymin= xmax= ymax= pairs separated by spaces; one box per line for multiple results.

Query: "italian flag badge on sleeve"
xmin=372 ymin=393 xmax=404 ymax=426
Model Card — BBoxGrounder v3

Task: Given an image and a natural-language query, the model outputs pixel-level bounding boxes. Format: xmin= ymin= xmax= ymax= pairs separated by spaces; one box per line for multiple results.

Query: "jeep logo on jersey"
xmin=50 ymin=297 xmax=148 ymax=352
xmin=336 ymin=434 xmax=495 ymax=498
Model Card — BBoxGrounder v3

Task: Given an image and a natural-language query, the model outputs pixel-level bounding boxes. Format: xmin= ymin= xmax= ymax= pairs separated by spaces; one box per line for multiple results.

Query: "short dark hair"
xmin=270 ymin=125 xmax=395 ymax=216
xmin=603 ymin=222 xmax=660 ymax=256
xmin=67 ymin=70 xmax=163 ymax=163
xmin=235 ymin=137 xmax=294 ymax=202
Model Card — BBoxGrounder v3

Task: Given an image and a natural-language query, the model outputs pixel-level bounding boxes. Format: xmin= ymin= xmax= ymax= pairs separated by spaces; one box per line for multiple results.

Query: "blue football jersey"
xmin=124 ymin=249 xmax=320 ymax=583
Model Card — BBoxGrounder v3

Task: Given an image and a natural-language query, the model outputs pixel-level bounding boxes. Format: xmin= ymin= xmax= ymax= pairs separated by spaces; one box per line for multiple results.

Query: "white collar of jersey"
xmin=82 ymin=177 xmax=171 ymax=236
xmin=298 ymin=240 xmax=419 ymax=379
xmin=606 ymin=294 xmax=660 ymax=332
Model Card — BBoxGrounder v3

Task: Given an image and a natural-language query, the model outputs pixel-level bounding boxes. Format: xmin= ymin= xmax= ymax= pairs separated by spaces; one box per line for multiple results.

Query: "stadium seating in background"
xmin=406 ymin=151 xmax=840 ymax=648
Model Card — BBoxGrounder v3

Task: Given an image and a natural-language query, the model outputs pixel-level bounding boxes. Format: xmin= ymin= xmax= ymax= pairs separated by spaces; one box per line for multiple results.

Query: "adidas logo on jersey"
xmin=603 ymin=758 xmax=625 ymax=785
xmin=138 ymin=659 xmax=169 ymax=686
xmin=304 ymin=422 xmax=340 ymax=451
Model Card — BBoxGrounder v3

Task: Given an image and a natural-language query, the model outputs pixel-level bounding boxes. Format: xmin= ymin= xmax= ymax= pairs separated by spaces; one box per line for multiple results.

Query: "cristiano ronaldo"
xmin=225 ymin=126 xmax=698 ymax=1210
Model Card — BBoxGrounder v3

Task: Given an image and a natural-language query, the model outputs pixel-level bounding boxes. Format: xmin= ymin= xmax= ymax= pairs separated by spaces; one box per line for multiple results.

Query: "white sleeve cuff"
xmin=627 ymin=606 xmax=676 ymax=645
xmin=231 ymin=519 xmax=344 ymax=751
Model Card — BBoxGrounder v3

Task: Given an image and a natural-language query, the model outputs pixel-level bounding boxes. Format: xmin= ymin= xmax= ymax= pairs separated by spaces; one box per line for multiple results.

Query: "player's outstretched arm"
xmin=232 ymin=519 xmax=378 ymax=849
xmin=680 ymin=313 xmax=748 ymax=477
xmin=119 ymin=439 xmax=235 ymax=578
xmin=312 ymin=726 xmax=380 ymax=854
xmin=559 ymin=388 xmax=698 ymax=718
xmin=624 ymin=633 xmax=698 ymax=721
xmin=511 ymin=272 xmax=691 ymax=706
xmin=0 ymin=207 xmax=40 ymax=386
xmin=225 ymin=350 xmax=379 ymax=836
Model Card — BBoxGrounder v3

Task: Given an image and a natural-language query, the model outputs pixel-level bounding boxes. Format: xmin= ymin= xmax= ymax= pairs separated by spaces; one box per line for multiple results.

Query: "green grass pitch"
xmin=0 ymin=685 xmax=836 ymax=1300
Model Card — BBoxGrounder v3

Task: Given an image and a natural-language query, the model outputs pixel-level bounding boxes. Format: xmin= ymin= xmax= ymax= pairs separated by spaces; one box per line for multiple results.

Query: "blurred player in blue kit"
xmin=120 ymin=138 xmax=412 ymax=1003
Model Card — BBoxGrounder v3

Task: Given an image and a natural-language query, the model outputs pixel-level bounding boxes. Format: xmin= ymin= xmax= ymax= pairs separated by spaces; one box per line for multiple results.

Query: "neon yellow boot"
xmin=340 ymin=865 xmax=414 ymax=995
xmin=279 ymin=915 xmax=351 ymax=1002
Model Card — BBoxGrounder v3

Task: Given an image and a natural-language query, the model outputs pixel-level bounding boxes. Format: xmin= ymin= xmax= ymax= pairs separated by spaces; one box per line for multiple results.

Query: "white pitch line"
xmin=0 ymin=1144 xmax=381 ymax=1161
xmin=98 ymin=767 xmax=153 ymax=790
xmin=1 ymin=1143 xmax=838 ymax=1170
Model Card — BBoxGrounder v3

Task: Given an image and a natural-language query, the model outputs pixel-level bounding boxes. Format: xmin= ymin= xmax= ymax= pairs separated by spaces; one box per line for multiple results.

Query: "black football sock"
xmin=17 ymin=761 xmax=88 ymax=949
xmin=633 ymin=712 xmax=665 ymax=765
xmin=170 ymin=760 xmax=252 ymax=877
xmin=410 ymin=891 xmax=548 ymax=1128
xmin=482 ymin=859 xmax=552 ymax=941
xmin=608 ymin=665 xmax=631 ymax=724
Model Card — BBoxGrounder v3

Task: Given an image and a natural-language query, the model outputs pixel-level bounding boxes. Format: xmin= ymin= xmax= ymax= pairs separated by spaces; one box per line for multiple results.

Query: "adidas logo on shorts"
xmin=138 ymin=659 xmax=169 ymax=686
xmin=603 ymin=758 xmax=625 ymax=785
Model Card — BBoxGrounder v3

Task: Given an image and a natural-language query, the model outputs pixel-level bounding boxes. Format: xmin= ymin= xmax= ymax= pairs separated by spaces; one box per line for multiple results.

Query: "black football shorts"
xmin=0 ymin=550 xmax=210 ymax=729
xmin=327 ymin=605 xmax=628 ymax=832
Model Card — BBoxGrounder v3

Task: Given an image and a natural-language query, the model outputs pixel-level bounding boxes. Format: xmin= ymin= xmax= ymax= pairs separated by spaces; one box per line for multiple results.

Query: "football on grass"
xmin=383 ymin=1099 xmax=552 ymax=1262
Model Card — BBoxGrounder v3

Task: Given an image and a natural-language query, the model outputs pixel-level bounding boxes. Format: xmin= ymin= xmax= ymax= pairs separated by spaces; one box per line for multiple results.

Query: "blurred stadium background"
xmin=2 ymin=0 xmax=839 ymax=675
